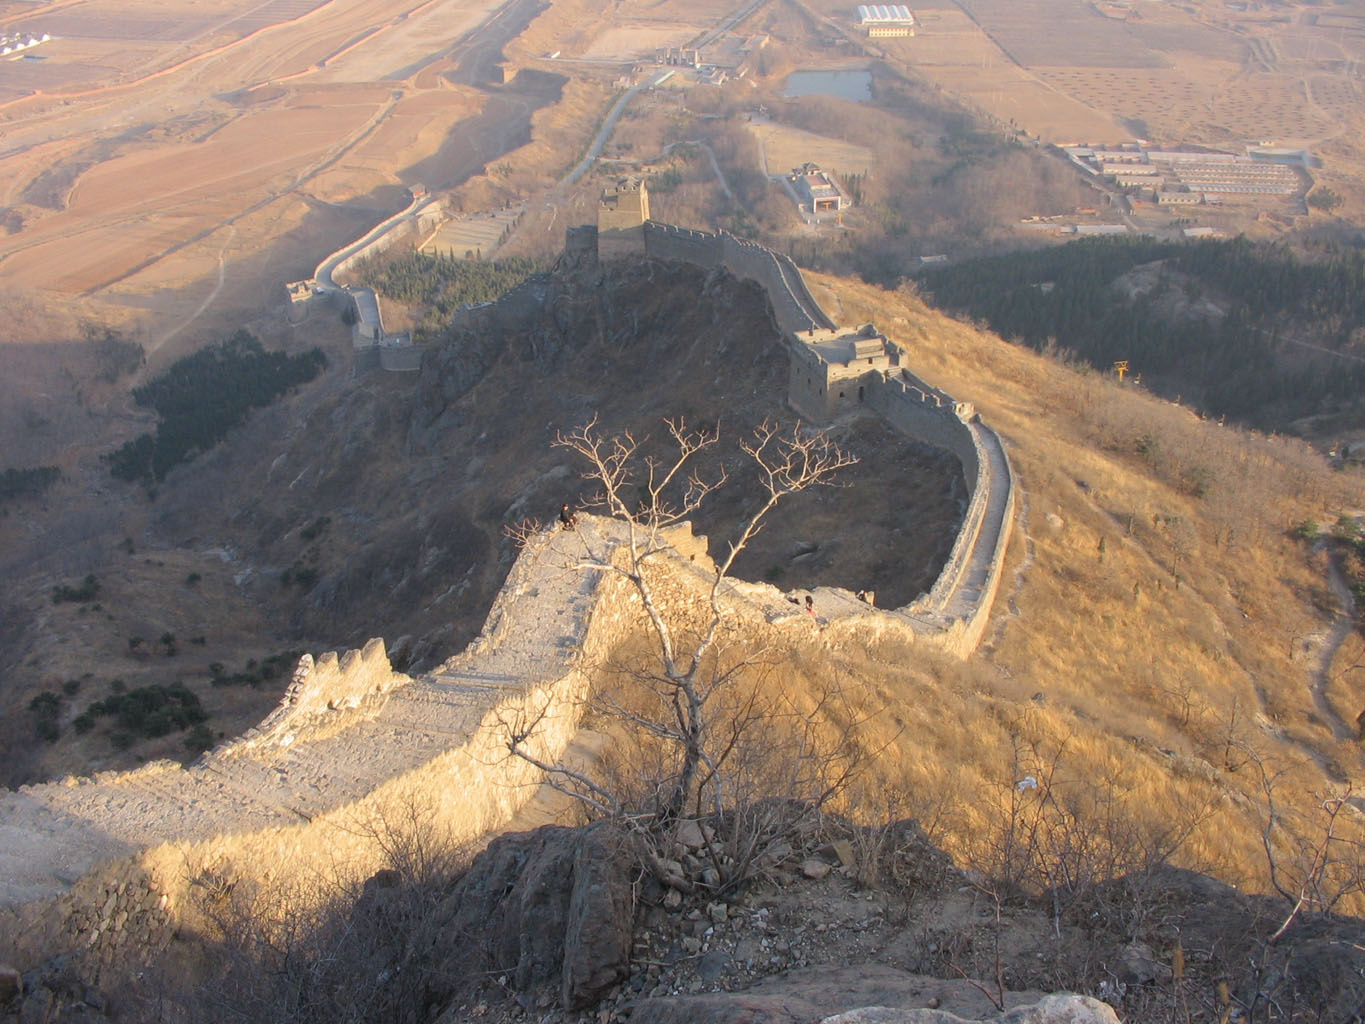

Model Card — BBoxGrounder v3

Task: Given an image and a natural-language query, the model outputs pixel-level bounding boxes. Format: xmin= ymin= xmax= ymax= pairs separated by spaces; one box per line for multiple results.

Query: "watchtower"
xmin=598 ymin=176 xmax=650 ymax=258
xmin=787 ymin=323 xmax=900 ymax=421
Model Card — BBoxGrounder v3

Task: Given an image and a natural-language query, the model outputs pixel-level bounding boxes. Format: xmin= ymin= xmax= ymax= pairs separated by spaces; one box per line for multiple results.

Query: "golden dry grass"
xmin=747 ymin=121 xmax=874 ymax=178
xmin=581 ymin=269 xmax=1365 ymax=910
xmin=811 ymin=272 xmax=1365 ymax=905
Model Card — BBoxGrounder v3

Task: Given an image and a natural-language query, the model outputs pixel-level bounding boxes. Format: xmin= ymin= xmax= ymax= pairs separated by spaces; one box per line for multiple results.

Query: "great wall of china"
xmin=0 ymin=203 xmax=1015 ymax=971
xmin=636 ymin=217 xmax=1015 ymax=654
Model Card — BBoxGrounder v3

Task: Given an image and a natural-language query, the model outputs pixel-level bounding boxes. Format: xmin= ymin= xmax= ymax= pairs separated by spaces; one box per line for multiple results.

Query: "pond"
xmin=782 ymin=70 xmax=872 ymax=102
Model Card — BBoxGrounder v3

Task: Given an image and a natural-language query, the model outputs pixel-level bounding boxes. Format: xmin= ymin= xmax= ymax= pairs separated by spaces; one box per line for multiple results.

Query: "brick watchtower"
xmin=597 ymin=176 xmax=650 ymax=259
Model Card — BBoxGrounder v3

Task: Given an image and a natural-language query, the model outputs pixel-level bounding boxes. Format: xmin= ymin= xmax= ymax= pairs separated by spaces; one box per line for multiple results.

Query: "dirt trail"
xmin=1309 ymin=548 xmax=1358 ymax=743
xmin=153 ymin=225 xmax=236 ymax=352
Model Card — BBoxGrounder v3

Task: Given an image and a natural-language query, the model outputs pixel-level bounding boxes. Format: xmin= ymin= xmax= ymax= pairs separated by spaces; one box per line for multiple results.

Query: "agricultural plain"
xmin=817 ymin=0 xmax=1365 ymax=162
xmin=0 ymin=0 xmax=563 ymax=346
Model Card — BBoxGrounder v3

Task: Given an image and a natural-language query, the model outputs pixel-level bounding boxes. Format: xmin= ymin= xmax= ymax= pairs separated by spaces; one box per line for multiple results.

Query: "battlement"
xmin=598 ymin=177 xmax=651 ymax=258
xmin=0 ymin=226 xmax=1018 ymax=966
xmin=637 ymin=217 xmax=1014 ymax=654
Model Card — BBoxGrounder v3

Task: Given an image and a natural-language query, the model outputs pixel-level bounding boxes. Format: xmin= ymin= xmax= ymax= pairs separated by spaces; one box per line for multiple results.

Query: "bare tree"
xmin=503 ymin=415 xmax=859 ymax=880
xmin=1253 ymin=755 xmax=1365 ymax=943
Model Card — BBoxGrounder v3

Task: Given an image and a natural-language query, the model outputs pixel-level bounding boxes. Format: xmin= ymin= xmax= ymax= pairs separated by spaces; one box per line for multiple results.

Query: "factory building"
xmin=857 ymin=4 xmax=916 ymax=37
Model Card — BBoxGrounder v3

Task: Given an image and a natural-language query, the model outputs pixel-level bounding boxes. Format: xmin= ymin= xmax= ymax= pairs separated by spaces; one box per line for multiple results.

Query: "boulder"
xmin=1116 ymin=940 xmax=1167 ymax=985
xmin=436 ymin=822 xmax=634 ymax=1010
xmin=801 ymin=859 xmax=832 ymax=880
xmin=0 ymin=964 xmax=20 ymax=1006
xmin=675 ymin=820 xmax=707 ymax=850
xmin=562 ymin=825 xmax=636 ymax=1008
xmin=629 ymin=964 xmax=1054 ymax=1024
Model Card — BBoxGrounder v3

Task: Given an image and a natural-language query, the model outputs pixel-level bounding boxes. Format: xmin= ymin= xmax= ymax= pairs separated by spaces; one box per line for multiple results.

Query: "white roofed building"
xmin=857 ymin=4 xmax=915 ymax=36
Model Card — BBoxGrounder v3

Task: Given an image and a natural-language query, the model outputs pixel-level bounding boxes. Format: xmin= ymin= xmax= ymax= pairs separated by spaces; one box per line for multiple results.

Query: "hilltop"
xmin=3 ymin=224 xmax=1365 ymax=1022
xmin=0 ymin=254 xmax=962 ymax=787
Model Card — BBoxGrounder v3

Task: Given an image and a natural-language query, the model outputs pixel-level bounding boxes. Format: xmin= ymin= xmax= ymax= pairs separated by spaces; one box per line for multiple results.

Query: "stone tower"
xmin=597 ymin=176 xmax=650 ymax=258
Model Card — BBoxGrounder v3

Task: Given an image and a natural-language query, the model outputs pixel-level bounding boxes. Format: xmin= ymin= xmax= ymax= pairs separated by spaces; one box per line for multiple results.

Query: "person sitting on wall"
xmin=559 ymin=503 xmax=578 ymax=531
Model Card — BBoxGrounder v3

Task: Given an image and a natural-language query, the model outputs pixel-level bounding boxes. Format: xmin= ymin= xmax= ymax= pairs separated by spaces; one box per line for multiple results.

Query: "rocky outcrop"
xmin=624 ymin=965 xmax=1115 ymax=1024
xmin=1 ymin=954 xmax=110 ymax=1024
xmin=435 ymin=822 xmax=635 ymax=1010
xmin=405 ymin=258 xmax=777 ymax=454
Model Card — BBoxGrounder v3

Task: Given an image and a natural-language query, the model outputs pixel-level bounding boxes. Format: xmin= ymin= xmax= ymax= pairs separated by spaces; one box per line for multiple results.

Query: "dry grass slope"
xmin=797 ymin=271 xmax=1365 ymax=909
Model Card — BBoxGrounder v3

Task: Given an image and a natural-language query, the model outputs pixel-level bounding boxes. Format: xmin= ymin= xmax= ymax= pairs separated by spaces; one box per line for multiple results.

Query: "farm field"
xmin=748 ymin=120 xmax=873 ymax=178
xmin=421 ymin=206 xmax=522 ymax=258
xmin=805 ymin=0 xmax=1365 ymax=163
xmin=0 ymin=0 xmax=552 ymax=348
xmin=579 ymin=22 xmax=697 ymax=61
xmin=2 ymin=0 xmax=1364 ymax=356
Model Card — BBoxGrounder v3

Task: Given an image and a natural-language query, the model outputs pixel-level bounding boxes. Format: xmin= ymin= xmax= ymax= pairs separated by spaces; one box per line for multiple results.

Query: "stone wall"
xmin=328 ymin=199 xmax=447 ymax=284
xmin=0 ymin=226 xmax=1019 ymax=966
xmin=379 ymin=344 xmax=425 ymax=372
xmin=862 ymin=380 xmax=979 ymax=623
xmin=642 ymin=223 xmax=834 ymax=335
xmin=643 ymin=222 xmax=722 ymax=270
xmin=717 ymin=234 xmax=833 ymax=334
xmin=0 ymin=524 xmax=646 ymax=969
xmin=642 ymin=220 xmax=1013 ymax=655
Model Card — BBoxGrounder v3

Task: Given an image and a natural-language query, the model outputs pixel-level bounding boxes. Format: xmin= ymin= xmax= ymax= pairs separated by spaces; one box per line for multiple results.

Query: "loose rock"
xmin=802 ymin=859 xmax=832 ymax=880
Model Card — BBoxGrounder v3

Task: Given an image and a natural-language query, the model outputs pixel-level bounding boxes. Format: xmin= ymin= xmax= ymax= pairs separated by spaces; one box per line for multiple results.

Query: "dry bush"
xmin=964 ymin=720 xmax=1217 ymax=914
xmin=801 ymin=267 xmax=1365 ymax=913
xmin=499 ymin=415 xmax=881 ymax=895
xmin=130 ymin=806 xmax=472 ymax=1024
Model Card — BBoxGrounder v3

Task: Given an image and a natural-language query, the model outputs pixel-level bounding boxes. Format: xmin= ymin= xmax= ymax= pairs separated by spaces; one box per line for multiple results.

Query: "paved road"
xmin=561 ymin=69 xmax=673 ymax=186
xmin=562 ymin=0 xmax=770 ymax=187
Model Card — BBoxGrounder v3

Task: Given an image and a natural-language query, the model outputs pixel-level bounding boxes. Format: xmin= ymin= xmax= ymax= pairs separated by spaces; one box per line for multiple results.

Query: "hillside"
xmin=799 ymin=267 xmax=1365 ymax=909
xmin=0 ymin=256 xmax=963 ymax=787
xmin=2 ymin=239 xmax=1365 ymax=1021
xmin=914 ymin=236 xmax=1365 ymax=436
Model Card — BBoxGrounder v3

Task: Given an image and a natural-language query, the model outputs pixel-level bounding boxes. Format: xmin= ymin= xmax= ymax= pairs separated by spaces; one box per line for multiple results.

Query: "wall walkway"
xmin=643 ymin=220 xmax=1014 ymax=656
xmin=0 ymin=515 xmax=931 ymax=964
xmin=0 ymin=521 xmax=639 ymax=959
xmin=0 ymin=227 xmax=1018 ymax=962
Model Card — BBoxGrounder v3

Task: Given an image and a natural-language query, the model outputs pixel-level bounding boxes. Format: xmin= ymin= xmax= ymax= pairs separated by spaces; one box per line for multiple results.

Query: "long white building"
xmin=857 ymin=4 xmax=915 ymax=36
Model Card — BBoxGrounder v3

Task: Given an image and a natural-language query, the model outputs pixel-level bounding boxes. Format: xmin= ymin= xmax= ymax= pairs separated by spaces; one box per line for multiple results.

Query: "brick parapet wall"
xmin=642 ymin=220 xmax=1013 ymax=654
xmin=0 ymin=227 xmax=1017 ymax=959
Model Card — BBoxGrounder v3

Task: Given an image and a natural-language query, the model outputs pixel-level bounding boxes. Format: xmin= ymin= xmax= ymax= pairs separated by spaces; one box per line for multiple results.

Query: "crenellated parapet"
xmin=638 ymin=218 xmax=1015 ymax=656
xmin=0 ymin=225 xmax=1019 ymax=964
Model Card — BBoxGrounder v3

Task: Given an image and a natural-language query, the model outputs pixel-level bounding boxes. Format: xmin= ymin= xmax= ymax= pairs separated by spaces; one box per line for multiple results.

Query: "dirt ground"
xmin=0 ymin=0 xmax=564 ymax=344
xmin=748 ymin=121 xmax=873 ymax=178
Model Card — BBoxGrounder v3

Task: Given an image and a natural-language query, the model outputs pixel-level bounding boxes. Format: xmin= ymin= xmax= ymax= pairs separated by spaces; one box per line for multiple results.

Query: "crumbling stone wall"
xmin=642 ymin=219 xmax=1014 ymax=656
xmin=0 ymin=526 xmax=645 ymax=970
xmin=0 ymin=225 xmax=1019 ymax=968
